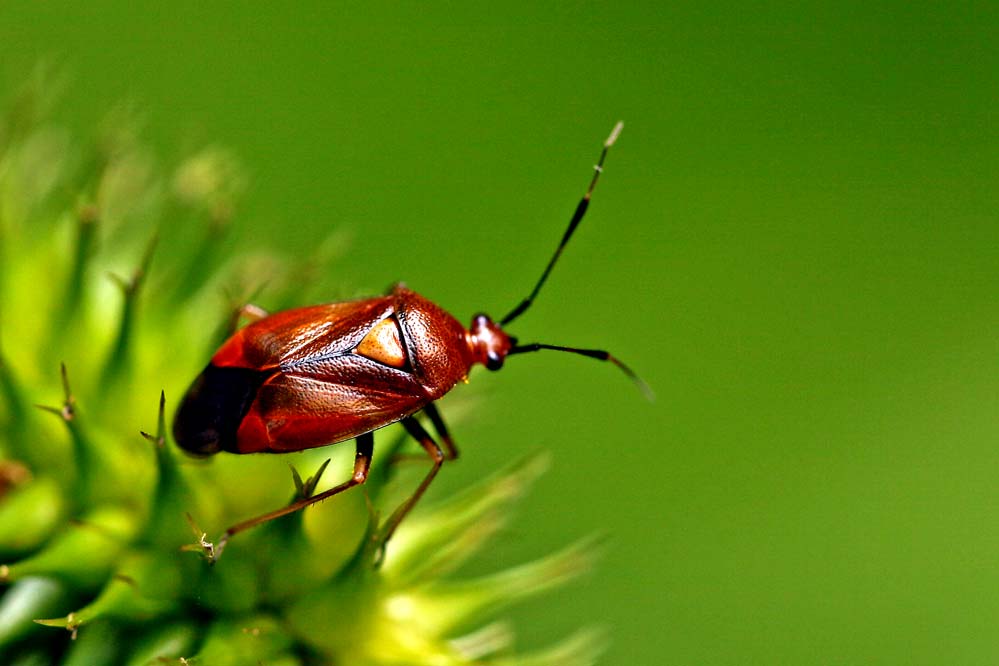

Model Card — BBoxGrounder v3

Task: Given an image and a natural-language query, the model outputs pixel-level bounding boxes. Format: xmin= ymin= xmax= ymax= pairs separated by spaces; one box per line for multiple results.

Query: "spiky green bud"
xmin=0 ymin=72 xmax=602 ymax=665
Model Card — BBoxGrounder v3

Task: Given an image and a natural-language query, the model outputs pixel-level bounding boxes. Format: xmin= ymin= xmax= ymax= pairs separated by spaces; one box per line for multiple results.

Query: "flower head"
xmin=0 ymin=74 xmax=602 ymax=666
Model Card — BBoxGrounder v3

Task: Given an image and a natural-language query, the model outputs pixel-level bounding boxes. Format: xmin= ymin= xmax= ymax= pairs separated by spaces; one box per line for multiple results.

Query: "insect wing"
xmin=213 ymin=297 xmax=396 ymax=370
xmin=237 ymin=354 xmax=430 ymax=453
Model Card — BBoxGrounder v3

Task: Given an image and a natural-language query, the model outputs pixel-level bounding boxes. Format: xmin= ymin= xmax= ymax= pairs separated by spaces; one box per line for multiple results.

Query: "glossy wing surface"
xmin=239 ymin=354 xmax=432 ymax=452
xmin=213 ymin=297 xmax=395 ymax=369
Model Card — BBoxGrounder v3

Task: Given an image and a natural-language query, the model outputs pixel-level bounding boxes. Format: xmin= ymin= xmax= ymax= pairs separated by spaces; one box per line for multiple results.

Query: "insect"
xmin=173 ymin=122 xmax=649 ymax=559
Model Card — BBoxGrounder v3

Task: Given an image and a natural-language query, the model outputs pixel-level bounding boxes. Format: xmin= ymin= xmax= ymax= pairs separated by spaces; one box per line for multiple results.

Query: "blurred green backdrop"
xmin=2 ymin=1 xmax=997 ymax=663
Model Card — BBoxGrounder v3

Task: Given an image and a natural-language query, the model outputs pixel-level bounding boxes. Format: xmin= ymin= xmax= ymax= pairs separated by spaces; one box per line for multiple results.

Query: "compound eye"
xmin=485 ymin=352 xmax=504 ymax=371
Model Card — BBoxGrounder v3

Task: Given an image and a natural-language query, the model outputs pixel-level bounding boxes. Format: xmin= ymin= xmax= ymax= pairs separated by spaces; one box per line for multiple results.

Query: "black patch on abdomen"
xmin=173 ymin=364 xmax=271 ymax=456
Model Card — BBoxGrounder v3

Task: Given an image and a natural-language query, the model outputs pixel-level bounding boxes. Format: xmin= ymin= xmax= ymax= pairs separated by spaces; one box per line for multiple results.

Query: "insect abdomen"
xmin=173 ymin=364 xmax=271 ymax=456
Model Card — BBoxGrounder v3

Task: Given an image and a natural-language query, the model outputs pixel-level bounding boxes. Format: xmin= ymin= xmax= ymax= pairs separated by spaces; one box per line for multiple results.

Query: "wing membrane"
xmin=250 ymin=355 xmax=431 ymax=452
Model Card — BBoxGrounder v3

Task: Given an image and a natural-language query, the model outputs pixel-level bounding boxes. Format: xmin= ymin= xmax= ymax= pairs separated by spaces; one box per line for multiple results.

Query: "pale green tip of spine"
xmin=383 ymin=452 xmax=551 ymax=583
xmin=388 ymin=535 xmax=603 ymax=638
xmin=33 ymin=614 xmax=75 ymax=629
xmin=492 ymin=628 xmax=608 ymax=666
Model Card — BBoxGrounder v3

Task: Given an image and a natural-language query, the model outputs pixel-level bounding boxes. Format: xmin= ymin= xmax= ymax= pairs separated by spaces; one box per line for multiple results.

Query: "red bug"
xmin=173 ymin=122 xmax=648 ymax=557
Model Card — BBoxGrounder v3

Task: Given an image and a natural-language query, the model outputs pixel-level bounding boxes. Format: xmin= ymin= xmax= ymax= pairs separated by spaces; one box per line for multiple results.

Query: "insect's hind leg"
xmin=211 ymin=431 xmax=374 ymax=561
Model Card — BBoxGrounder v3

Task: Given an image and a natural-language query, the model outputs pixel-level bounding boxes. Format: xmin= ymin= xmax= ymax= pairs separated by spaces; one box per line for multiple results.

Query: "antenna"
xmin=507 ymin=342 xmax=654 ymax=401
xmin=500 ymin=121 xmax=624 ymax=326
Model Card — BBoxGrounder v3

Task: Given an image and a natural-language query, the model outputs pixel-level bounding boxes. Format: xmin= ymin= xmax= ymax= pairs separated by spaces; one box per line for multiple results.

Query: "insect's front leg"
xmin=423 ymin=402 xmax=459 ymax=460
xmin=387 ymin=403 xmax=459 ymax=465
xmin=224 ymin=302 xmax=269 ymax=335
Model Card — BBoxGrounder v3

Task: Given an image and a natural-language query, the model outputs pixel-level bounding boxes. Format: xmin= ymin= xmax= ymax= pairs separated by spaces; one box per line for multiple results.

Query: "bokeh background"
xmin=2 ymin=2 xmax=997 ymax=663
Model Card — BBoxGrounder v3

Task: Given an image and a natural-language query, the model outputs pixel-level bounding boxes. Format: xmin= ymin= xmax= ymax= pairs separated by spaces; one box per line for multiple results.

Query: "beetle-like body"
xmin=173 ymin=123 xmax=643 ymax=559
xmin=174 ymin=285 xmax=509 ymax=456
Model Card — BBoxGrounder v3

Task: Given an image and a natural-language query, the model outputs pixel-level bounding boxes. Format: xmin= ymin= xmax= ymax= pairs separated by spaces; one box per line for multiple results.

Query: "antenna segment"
xmin=500 ymin=121 xmax=624 ymax=326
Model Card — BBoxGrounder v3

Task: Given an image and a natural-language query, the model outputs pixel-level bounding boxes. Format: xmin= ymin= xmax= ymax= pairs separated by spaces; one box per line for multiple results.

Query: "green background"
xmin=2 ymin=2 xmax=997 ymax=663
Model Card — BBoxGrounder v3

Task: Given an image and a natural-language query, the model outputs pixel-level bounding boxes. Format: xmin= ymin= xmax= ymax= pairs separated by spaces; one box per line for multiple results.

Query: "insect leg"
xmin=387 ymin=403 xmax=457 ymax=465
xmin=238 ymin=303 xmax=269 ymax=322
xmin=209 ymin=303 xmax=272 ymax=352
xmin=222 ymin=303 xmax=269 ymax=336
xmin=423 ymin=402 xmax=459 ymax=460
xmin=378 ymin=416 xmax=445 ymax=546
xmin=214 ymin=431 xmax=374 ymax=559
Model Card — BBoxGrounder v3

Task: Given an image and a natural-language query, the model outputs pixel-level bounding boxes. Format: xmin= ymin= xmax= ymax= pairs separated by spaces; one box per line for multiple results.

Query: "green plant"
xmin=0 ymin=74 xmax=601 ymax=666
